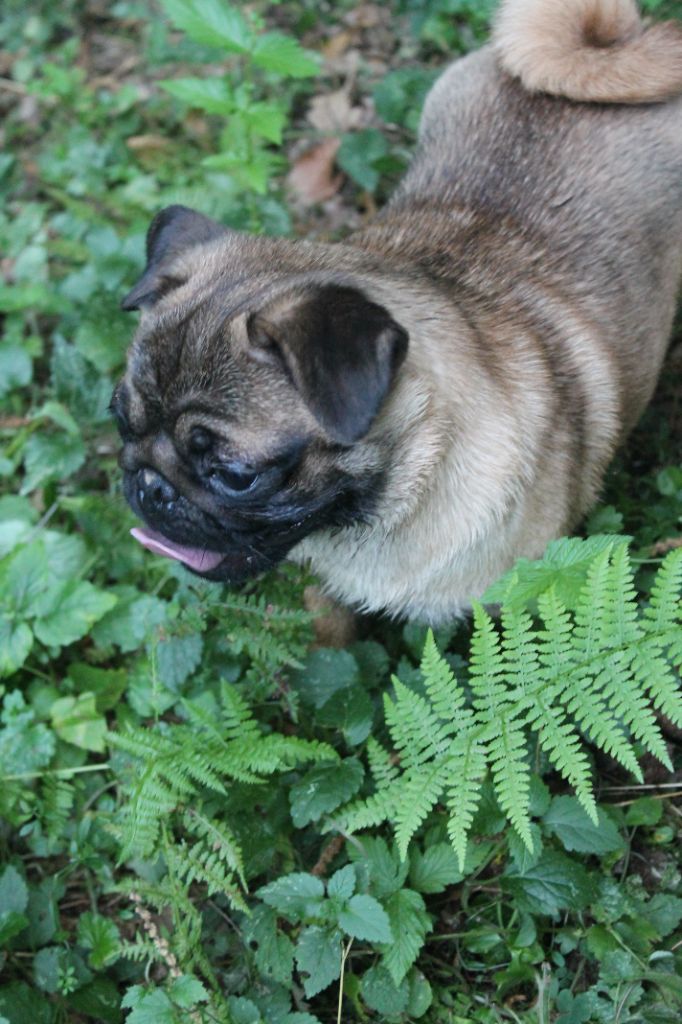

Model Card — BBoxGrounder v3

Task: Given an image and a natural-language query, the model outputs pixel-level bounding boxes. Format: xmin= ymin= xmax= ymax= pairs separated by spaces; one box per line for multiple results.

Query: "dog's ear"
xmin=246 ymin=285 xmax=409 ymax=444
xmin=121 ymin=205 xmax=227 ymax=311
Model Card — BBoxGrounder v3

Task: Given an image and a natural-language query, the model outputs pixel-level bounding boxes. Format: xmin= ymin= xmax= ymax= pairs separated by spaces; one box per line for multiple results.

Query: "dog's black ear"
xmin=121 ymin=205 xmax=227 ymax=311
xmin=247 ymin=285 xmax=409 ymax=444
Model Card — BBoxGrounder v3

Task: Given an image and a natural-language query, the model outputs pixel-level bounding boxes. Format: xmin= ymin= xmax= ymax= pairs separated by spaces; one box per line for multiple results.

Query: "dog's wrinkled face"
xmin=113 ymin=206 xmax=408 ymax=582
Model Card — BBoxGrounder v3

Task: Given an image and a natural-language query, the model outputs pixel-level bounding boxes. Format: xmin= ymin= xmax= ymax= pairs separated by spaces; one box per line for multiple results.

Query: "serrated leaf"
xmin=76 ymin=911 xmax=120 ymax=969
xmin=243 ymin=906 xmax=294 ymax=986
xmin=502 ymin=850 xmax=594 ymax=918
xmin=409 ymin=842 xmax=463 ymax=894
xmin=337 ymin=130 xmax=389 ymax=192
xmin=542 ymin=796 xmax=624 ymax=854
xmin=0 ymin=982 xmax=52 ymax=1024
xmin=33 ymin=947 xmax=62 ymax=994
xmin=295 ymin=926 xmax=342 ymax=998
xmin=33 ymin=581 xmax=117 ymax=649
xmin=169 ymin=976 xmax=209 ymax=1008
xmin=643 ymin=894 xmax=682 ymax=938
xmin=21 ymin=430 xmax=86 ymax=493
xmin=251 ymin=33 xmax=319 ymax=77
xmin=123 ymin=987 xmax=177 ymax=1024
xmin=338 ymin=894 xmax=393 ymax=943
xmin=316 ymin=685 xmax=374 ymax=745
xmin=161 ymin=76 xmax=233 ymax=114
xmin=381 ymin=889 xmax=430 ymax=984
xmin=290 ymin=757 xmax=363 ymax=827
xmin=156 ymin=632 xmax=203 ymax=690
xmin=361 ymin=963 xmax=409 ymax=1017
xmin=349 ymin=837 xmax=409 ymax=899
xmin=159 ymin=0 xmax=252 ymax=52
xmin=290 ymin=648 xmax=359 ymax=708
xmin=327 ymin=863 xmax=356 ymax=901
xmin=257 ymin=872 xmax=324 ymax=921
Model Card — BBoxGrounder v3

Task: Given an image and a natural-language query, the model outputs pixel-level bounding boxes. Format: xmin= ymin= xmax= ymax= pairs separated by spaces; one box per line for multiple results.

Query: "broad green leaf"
xmin=159 ymin=0 xmax=253 ymax=51
xmin=0 ymin=911 xmax=29 ymax=945
xmin=51 ymin=693 xmax=107 ymax=753
xmin=0 ymin=618 xmax=33 ymax=677
xmin=0 ymin=864 xmax=28 ymax=917
xmin=2 ymin=540 xmax=49 ymax=613
xmin=337 ymin=130 xmax=389 ymax=192
xmin=156 ymin=632 xmax=203 ymax=690
xmin=246 ymin=101 xmax=286 ymax=144
xmin=0 ymin=691 xmax=55 ymax=774
xmin=407 ymin=970 xmax=433 ymax=1018
xmin=121 ymin=987 xmax=177 ymax=1024
xmin=483 ymin=535 xmax=629 ymax=610
xmin=77 ymin=911 xmax=120 ymax=969
xmin=66 ymin=979 xmax=122 ymax=1024
xmin=0 ymin=345 xmax=32 ymax=397
xmin=289 ymin=757 xmax=363 ymax=827
xmin=91 ymin=589 xmax=168 ymax=652
xmin=243 ymin=906 xmax=294 ymax=986
xmin=290 ymin=648 xmax=359 ymax=708
xmin=502 ymin=851 xmax=594 ymax=918
xmin=338 ymin=894 xmax=393 ymax=943
xmin=643 ymin=894 xmax=682 ymax=938
xmin=0 ymin=982 xmax=52 ymax=1024
xmin=227 ymin=996 xmax=262 ymax=1024
xmin=161 ymin=77 xmax=234 ymax=114
xmin=381 ymin=889 xmax=430 ymax=984
xmin=21 ymin=430 xmax=86 ymax=494
xmin=295 ymin=926 xmax=342 ymax=998
xmin=625 ymin=797 xmax=663 ymax=827
xmin=327 ymin=864 xmax=356 ymax=902
xmin=251 ymin=34 xmax=319 ymax=78
xmin=361 ymin=963 xmax=409 ymax=1017
xmin=68 ymin=663 xmax=127 ymax=712
xmin=33 ymin=581 xmax=117 ymax=649
xmin=349 ymin=837 xmax=409 ymax=899
xmin=409 ymin=842 xmax=463 ymax=894
xmin=33 ymin=947 xmax=62 ymax=994
xmin=543 ymin=797 xmax=624 ymax=855
xmin=257 ymin=872 xmax=324 ymax=921
xmin=169 ymin=976 xmax=209 ymax=1008
xmin=316 ymin=685 xmax=374 ymax=745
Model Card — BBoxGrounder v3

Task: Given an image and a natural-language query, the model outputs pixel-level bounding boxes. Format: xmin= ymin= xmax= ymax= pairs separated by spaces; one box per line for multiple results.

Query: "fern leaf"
xmin=445 ymin=737 xmax=487 ymax=869
xmin=644 ymin=547 xmax=682 ymax=635
xmin=384 ymin=680 xmax=448 ymax=770
xmin=469 ymin=602 xmax=508 ymax=720
xmin=394 ymin=762 xmax=451 ymax=859
xmin=632 ymin=648 xmax=682 ymax=729
xmin=420 ymin=630 xmax=467 ymax=728
xmin=184 ymin=809 xmax=247 ymax=887
xmin=488 ymin=713 xmax=532 ymax=848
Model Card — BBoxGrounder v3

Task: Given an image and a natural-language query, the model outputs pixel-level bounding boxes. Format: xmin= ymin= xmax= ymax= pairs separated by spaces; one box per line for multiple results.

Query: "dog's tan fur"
xmin=118 ymin=0 xmax=682 ymax=623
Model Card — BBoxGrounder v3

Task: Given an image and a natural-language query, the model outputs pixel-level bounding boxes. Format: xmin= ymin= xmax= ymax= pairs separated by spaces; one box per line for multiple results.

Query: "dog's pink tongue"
xmin=130 ymin=527 xmax=224 ymax=572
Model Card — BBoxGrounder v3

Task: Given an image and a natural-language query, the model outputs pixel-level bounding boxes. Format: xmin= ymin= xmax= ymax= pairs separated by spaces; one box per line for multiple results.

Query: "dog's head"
xmin=112 ymin=205 xmax=409 ymax=581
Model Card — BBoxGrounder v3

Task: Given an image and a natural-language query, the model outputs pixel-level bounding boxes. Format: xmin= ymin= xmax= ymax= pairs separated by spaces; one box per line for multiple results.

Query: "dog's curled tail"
xmin=493 ymin=0 xmax=682 ymax=104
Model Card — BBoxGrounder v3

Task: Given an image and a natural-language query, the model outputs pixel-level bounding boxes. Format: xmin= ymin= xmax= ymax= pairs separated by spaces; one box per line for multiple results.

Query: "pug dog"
xmin=112 ymin=0 xmax=682 ymax=624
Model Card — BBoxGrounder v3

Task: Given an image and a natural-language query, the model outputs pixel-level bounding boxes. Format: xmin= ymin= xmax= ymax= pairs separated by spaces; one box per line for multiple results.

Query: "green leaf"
xmin=316 ymin=685 xmax=374 ymax=745
xmin=0 ymin=690 xmax=55 ymax=773
xmin=289 ymin=758 xmax=363 ymax=827
xmin=168 ymin=976 xmax=209 ymax=1008
xmin=502 ymin=851 xmax=594 ymax=918
xmin=33 ymin=947 xmax=62 ymax=994
xmin=0 ymin=911 xmax=29 ymax=945
xmin=0 ymin=982 xmax=52 ymax=1024
xmin=0 ymin=617 xmax=33 ymax=677
xmin=409 ymin=842 xmax=463 ymax=894
xmin=77 ymin=911 xmax=120 ymax=969
xmin=338 ymin=894 xmax=393 ymax=943
xmin=643 ymin=894 xmax=682 ymax=938
xmin=68 ymin=663 xmax=127 ymax=712
xmin=361 ymin=963 xmax=409 ymax=1017
xmin=33 ymin=581 xmax=117 ymax=649
xmin=243 ymin=906 xmax=294 ymax=986
xmin=122 ymin=987 xmax=177 ymax=1024
xmin=159 ymin=0 xmax=253 ymax=52
xmin=66 ymin=979 xmax=122 ymax=1024
xmin=21 ymin=430 xmax=86 ymax=493
xmin=156 ymin=632 xmax=203 ymax=690
xmin=295 ymin=926 xmax=342 ymax=998
xmin=0 ymin=345 xmax=32 ymax=397
xmin=327 ymin=864 xmax=356 ymax=901
xmin=251 ymin=34 xmax=319 ymax=78
xmin=407 ymin=970 xmax=433 ymax=1019
xmin=50 ymin=693 xmax=107 ymax=752
xmin=227 ymin=996 xmax=261 ymax=1024
xmin=381 ymin=889 xmax=430 ymax=985
xmin=257 ymin=872 xmax=325 ymax=921
xmin=542 ymin=797 xmax=625 ymax=854
xmin=483 ymin=535 xmax=628 ymax=610
xmin=0 ymin=864 xmax=28 ymax=913
xmin=291 ymin=648 xmax=359 ymax=708
xmin=161 ymin=76 xmax=234 ymax=114
xmin=349 ymin=837 xmax=409 ymax=899
xmin=246 ymin=102 xmax=287 ymax=144
xmin=625 ymin=796 xmax=663 ymax=827
xmin=337 ymin=130 xmax=389 ymax=192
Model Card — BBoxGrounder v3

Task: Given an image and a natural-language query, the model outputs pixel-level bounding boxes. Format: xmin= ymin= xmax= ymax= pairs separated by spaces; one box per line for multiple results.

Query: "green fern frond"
xmin=341 ymin=542 xmax=682 ymax=866
xmin=184 ymin=809 xmax=246 ymax=887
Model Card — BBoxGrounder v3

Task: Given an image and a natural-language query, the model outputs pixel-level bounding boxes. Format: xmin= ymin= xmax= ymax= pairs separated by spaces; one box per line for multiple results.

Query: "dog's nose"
xmin=137 ymin=467 xmax=178 ymax=511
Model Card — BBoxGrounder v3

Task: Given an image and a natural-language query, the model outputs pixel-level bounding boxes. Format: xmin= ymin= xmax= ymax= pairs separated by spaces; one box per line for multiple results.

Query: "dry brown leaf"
xmin=126 ymin=134 xmax=172 ymax=151
xmin=307 ymin=87 xmax=363 ymax=134
xmin=287 ymin=138 xmax=343 ymax=206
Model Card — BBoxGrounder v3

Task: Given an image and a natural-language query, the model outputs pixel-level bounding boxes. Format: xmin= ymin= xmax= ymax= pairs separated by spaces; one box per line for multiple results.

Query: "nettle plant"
xmin=158 ymin=0 xmax=318 ymax=199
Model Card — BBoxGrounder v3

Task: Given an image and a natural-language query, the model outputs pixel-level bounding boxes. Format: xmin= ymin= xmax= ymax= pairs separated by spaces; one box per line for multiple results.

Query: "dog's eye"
xmin=188 ymin=427 xmax=214 ymax=454
xmin=211 ymin=465 xmax=259 ymax=493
